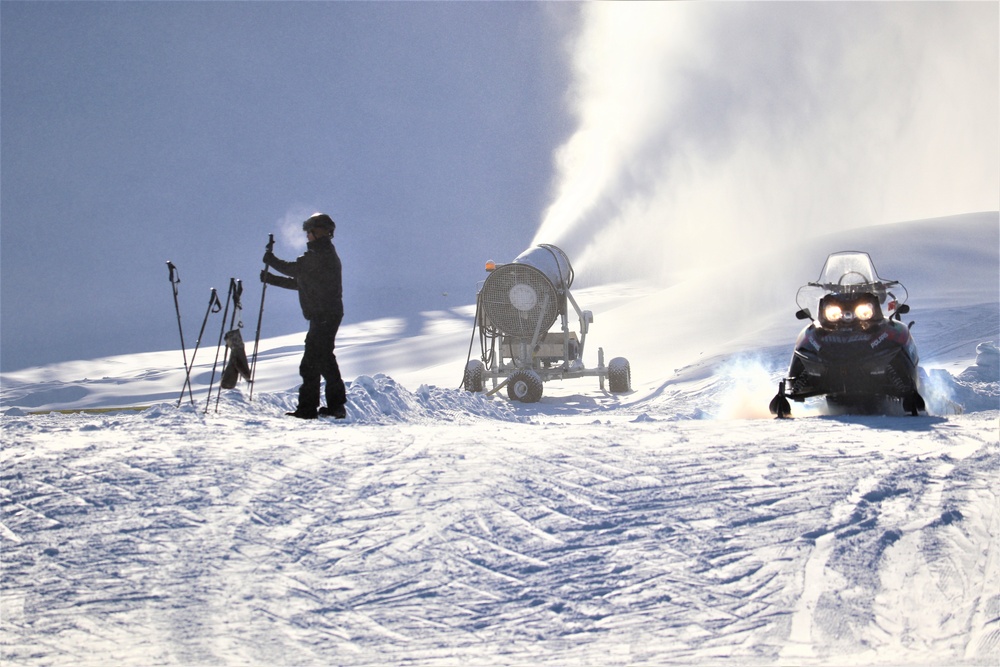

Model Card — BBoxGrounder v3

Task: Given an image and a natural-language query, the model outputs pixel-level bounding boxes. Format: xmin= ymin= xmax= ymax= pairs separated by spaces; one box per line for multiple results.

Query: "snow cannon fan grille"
xmin=480 ymin=263 xmax=561 ymax=338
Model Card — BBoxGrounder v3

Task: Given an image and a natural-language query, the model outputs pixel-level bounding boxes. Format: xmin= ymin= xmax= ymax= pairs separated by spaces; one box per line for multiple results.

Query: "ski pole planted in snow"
xmin=178 ymin=287 xmax=223 ymax=407
xmin=249 ymin=233 xmax=274 ymax=401
xmin=205 ymin=278 xmax=236 ymax=414
xmin=214 ymin=279 xmax=244 ymax=414
xmin=166 ymin=261 xmax=193 ymax=405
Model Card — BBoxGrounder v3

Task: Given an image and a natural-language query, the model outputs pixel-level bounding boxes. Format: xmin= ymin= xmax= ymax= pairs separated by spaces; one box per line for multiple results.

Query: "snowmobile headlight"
xmin=855 ymin=303 xmax=875 ymax=321
xmin=824 ymin=304 xmax=843 ymax=322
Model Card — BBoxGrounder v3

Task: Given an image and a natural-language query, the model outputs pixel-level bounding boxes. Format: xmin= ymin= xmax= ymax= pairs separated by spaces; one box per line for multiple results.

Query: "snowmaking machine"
xmin=769 ymin=251 xmax=926 ymax=418
xmin=463 ymin=244 xmax=631 ymax=402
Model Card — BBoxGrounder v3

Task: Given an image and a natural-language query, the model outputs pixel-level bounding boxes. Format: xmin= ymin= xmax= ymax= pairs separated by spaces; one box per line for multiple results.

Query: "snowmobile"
xmin=769 ymin=251 xmax=926 ymax=418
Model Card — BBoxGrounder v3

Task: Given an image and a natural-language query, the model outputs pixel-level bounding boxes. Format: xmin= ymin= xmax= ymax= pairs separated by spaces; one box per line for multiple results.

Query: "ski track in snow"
xmin=2 ymin=396 xmax=997 ymax=666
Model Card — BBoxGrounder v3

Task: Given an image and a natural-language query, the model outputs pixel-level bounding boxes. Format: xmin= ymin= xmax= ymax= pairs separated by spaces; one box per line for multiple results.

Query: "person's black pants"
xmin=298 ymin=317 xmax=346 ymax=413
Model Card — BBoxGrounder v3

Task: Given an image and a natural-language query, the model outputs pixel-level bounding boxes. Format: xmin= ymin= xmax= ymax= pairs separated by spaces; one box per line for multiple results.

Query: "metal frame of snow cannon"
xmin=463 ymin=244 xmax=631 ymax=403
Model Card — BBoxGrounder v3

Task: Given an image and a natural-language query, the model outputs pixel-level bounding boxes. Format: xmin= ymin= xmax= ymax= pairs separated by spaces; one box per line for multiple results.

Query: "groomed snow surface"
xmin=3 ymin=213 xmax=999 ymax=666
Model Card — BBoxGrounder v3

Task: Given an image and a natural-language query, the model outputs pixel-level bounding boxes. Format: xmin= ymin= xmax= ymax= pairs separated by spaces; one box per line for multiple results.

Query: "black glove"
xmin=260 ymin=269 xmax=270 ymax=284
xmin=262 ymin=250 xmax=275 ymax=265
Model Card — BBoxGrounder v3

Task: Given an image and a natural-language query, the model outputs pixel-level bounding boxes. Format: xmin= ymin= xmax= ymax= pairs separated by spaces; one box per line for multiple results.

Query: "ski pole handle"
xmin=167 ymin=261 xmax=179 ymax=284
xmin=209 ymin=287 xmax=222 ymax=313
xmin=262 ymin=234 xmax=276 ymax=271
xmin=229 ymin=278 xmax=243 ymax=318
xmin=234 ymin=279 xmax=244 ymax=328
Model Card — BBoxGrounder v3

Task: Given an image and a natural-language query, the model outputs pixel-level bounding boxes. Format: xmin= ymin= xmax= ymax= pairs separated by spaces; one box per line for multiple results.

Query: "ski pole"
xmin=214 ymin=279 xmax=243 ymax=414
xmin=249 ymin=234 xmax=274 ymax=401
xmin=205 ymin=279 xmax=235 ymax=414
xmin=179 ymin=287 xmax=222 ymax=407
xmin=166 ymin=261 xmax=192 ymax=404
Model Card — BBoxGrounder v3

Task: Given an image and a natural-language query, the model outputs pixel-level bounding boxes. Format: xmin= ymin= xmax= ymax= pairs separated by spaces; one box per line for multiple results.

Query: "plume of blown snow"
xmin=533 ymin=3 xmax=998 ymax=286
xmin=709 ymin=354 xmax=832 ymax=420
xmin=709 ymin=355 xmax=780 ymax=420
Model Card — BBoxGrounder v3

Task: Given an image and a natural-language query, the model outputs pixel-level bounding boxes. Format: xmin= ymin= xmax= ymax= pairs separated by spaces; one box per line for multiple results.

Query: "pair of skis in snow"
xmin=166 ymin=235 xmax=272 ymax=413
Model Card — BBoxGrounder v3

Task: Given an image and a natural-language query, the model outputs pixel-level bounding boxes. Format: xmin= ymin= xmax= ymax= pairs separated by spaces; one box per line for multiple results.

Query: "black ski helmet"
xmin=303 ymin=213 xmax=335 ymax=235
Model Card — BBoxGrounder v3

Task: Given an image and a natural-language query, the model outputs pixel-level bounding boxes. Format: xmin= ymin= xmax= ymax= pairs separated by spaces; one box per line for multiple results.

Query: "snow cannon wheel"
xmin=463 ymin=360 xmax=486 ymax=392
xmin=507 ymin=369 xmax=543 ymax=403
xmin=769 ymin=380 xmax=792 ymax=419
xmin=608 ymin=357 xmax=631 ymax=393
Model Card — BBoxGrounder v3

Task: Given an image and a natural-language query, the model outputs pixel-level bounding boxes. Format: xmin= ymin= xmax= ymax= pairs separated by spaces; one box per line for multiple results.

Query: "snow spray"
xmin=709 ymin=354 xmax=826 ymax=420
xmin=532 ymin=3 xmax=998 ymax=287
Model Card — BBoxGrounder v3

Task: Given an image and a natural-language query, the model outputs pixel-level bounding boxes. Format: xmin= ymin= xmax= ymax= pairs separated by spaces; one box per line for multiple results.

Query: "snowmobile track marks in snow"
xmin=2 ymin=411 xmax=997 ymax=666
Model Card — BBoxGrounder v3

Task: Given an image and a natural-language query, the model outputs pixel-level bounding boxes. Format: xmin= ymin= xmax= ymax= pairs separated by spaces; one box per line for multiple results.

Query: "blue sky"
xmin=2 ymin=2 xmax=576 ymax=370
xmin=3 ymin=2 xmax=997 ymax=373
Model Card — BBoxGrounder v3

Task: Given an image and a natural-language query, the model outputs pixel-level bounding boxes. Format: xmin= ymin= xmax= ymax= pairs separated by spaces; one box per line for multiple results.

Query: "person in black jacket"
xmin=261 ymin=213 xmax=347 ymax=419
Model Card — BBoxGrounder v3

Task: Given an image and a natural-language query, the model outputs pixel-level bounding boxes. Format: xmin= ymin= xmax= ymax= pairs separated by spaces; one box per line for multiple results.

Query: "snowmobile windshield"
xmin=814 ymin=251 xmax=883 ymax=293
xmin=795 ymin=251 xmax=907 ymax=322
